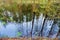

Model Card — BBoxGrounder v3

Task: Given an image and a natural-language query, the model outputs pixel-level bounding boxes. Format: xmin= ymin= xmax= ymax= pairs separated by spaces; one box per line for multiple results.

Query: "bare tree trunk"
xmin=39 ymin=14 xmax=47 ymax=36
xmin=48 ymin=19 xmax=55 ymax=37
xmin=31 ymin=12 xmax=35 ymax=37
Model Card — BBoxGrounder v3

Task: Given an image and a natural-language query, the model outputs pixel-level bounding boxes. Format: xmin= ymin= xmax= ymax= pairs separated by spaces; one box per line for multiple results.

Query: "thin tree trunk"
xmin=31 ymin=12 xmax=35 ymax=37
xmin=48 ymin=19 xmax=55 ymax=37
xmin=27 ymin=14 xmax=28 ymax=38
xmin=39 ymin=14 xmax=47 ymax=36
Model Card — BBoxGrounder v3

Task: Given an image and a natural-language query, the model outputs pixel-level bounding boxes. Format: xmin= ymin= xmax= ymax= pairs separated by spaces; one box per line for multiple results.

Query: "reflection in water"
xmin=0 ymin=14 xmax=59 ymax=38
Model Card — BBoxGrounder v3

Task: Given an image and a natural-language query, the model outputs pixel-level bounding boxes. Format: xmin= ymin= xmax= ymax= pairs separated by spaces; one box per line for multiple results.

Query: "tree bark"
xmin=31 ymin=12 xmax=35 ymax=37
xmin=48 ymin=19 xmax=55 ymax=37
xmin=39 ymin=14 xmax=47 ymax=36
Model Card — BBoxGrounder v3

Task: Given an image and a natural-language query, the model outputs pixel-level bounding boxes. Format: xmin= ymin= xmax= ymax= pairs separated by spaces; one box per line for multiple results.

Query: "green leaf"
xmin=17 ymin=32 xmax=21 ymax=36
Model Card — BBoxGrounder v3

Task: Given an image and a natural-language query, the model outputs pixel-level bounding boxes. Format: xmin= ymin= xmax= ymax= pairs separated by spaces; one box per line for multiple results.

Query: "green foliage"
xmin=0 ymin=2 xmax=60 ymax=22
xmin=17 ymin=32 xmax=22 ymax=37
